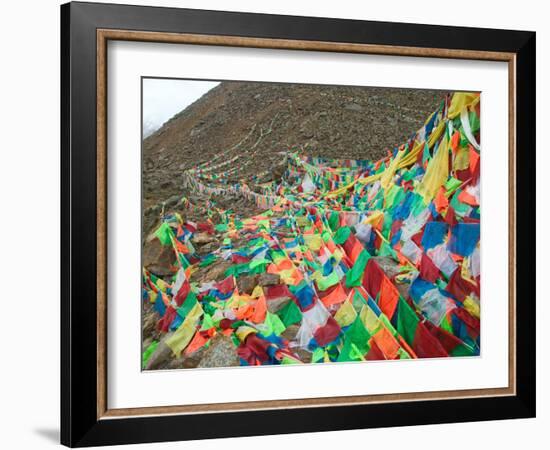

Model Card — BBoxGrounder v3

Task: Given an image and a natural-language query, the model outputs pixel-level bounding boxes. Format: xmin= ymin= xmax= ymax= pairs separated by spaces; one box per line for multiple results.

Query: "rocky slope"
xmin=143 ymin=82 xmax=447 ymax=212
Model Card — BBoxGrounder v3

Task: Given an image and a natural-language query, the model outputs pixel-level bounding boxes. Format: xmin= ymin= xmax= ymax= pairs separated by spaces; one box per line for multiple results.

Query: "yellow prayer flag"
xmin=360 ymin=304 xmax=381 ymax=335
xmin=304 ymin=234 xmax=322 ymax=251
xmin=416 ymin=133 xmax=450 ymax=204
xmin=447 ymin=92 xmax=480 ymax=119
xmin=166 ymin=302 xmax=203 ymax=357
xmin=334 ymin=300 xmax=357 ymax=327
xmin=463 ymin=296 xmax=480 ymax=319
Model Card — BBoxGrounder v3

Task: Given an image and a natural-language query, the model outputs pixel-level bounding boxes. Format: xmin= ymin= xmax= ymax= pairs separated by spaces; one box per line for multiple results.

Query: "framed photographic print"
xmin=60 ymin=1 xmax=536 ymax=447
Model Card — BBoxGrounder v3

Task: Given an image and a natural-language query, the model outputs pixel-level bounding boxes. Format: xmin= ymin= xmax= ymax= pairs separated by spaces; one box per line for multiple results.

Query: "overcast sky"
xmin=142 ymin=78 xmax=220 ymax=138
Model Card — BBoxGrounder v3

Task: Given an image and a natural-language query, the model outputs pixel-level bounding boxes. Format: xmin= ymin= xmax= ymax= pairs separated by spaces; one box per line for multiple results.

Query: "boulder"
xmin=197 ymin=335 xmax=240 ymax=368
xmin=371 ymin=256 xmax=402 ymax=280
xmin=258 ymin=273 xmax=280 ymax=287
xmin=192 ymin=232 xmax=216 ymax=246
xmin=167 ymin=346 xmax=207 ymax=370
xmin=143 ymin=238 xmax=176 ymax=277
xmin=293 ymin=348 xmax=312 ymax=364
xmin=281 ymin=324 xmax=300 ymax=342
xmin=396 ymin=281 xmax=411 ymax=301
xmin=237 ymin=274 xmax=258 ymax=295
xmin=144 ymin=333 xmax=174 ymax=370
xmin=196 ymin=259 xmax=234 ymax=283
xmin=345 ymin=102 xmax=363 ymax=112
xmin=266 ymin=296 xmax=291 ymax=313
xmin=142 ymin=310 xmax=158 ymax=339
xmin=199 ymin=241 xmax=219 ymax=254
xmin=164 ymin=194 xmax=181 ymax=208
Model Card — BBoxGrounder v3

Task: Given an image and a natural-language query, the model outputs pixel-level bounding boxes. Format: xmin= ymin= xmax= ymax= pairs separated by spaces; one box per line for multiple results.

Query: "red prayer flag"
xmin=447 ymin=269 xmax=478 ymax=301
xmin=174 ymin=280 xmax=190 ymax=307
xmin=419 ymin=253 xmax=440 ymax=283
xmin=378 ymin=276 xmax=399 ymax=319
xmin=320 ymin=283 xmax=348 ymax=308
xmin=412 ymin=321 xmax=449 ymax=358
xmin=366 ymin=339 xmax=386 ymax=360
xmin=263 ymin=284 xmax=292 ymax=301
xmin=215 ymin=276 xmax=235 ymax=295
xmin=313 ymin=316 xmax=341 ymax=346
xmin=362 ymin=258 xmax=385 ymax=299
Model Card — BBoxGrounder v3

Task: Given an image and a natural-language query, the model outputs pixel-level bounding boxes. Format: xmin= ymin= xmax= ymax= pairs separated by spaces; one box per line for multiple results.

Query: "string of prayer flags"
xmin=142 ymin=92 xmax=482 ymax=367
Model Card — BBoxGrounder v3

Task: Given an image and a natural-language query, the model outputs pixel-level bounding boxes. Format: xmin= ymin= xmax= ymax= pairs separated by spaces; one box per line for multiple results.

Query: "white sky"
xmin=142 ymin=78 xmax=219 ymax=138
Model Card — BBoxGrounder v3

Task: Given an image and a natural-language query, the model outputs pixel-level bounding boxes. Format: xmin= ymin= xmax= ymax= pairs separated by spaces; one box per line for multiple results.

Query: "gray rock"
xmin=237 ymin=274 xmax=258 ymax=295
xmin=143 ymin=238 xmax=176 ymax=277
xmin=196 ymin=259 xmax=234 ymax=283
xmin=142 ymin=310 xmax=158 ymax=339
xmin=167 ymin=346 xmax=207 ymax=370
xmin=199 ymin=241 xmax=219 ymax=254
xmin=192 ymin=232 xmax=216 ymax=245
xmin=294 ymin=348 xmax=312 ymax=363
xmin=197 ymin=335 xmax=240 ymax=368
xmin=266 ymin=296 xmax=291 ymax=313
xmin=281 ymin=324 xmax=300 ymax=342
xmin=345 ymin=102 xmax=363 ymax=112
xmin=144 ymin=333 xmax=174 ymax=370
xmin=396 ymin=282 xmax=411 ymax=301
xmin=258 ymin=273 xmax=280 ymax=287
xmin=164 ymin=194 xmax=181 ymax=208
xmin=371 ymin=256 xmax=402 ymax=279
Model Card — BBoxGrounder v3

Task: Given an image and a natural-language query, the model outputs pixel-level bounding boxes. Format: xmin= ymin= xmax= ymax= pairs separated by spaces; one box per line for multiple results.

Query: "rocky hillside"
xmin=143 ymin=82 xmax=447 ymax=212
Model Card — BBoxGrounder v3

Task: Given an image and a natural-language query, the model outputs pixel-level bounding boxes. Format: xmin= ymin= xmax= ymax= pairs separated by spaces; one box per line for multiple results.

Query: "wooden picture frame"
xmin=61 ymin=1 xmax=535 ymax=447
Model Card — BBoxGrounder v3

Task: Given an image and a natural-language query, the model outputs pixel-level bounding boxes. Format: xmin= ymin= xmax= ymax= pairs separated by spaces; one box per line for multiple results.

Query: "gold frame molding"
xmin=96 ymin=29 xmax=516 ymax=420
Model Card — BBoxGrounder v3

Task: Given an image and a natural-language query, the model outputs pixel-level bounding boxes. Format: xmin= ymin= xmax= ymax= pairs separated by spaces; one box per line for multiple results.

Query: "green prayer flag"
xmin=200 ymin=313 xmax=215 ymax=331
xmin=469 ymin=110 xmax=480 ymax=133
xmin=377 ymin=241 xmax=396 ymax=258
xmin=178 ymin=253 xmax=191 ymax=269
xmin=311 ymin=347 xmax=325 ymax=363
xmin=450 ymin=190 xmax=470 ymax=215
xmin=176 ymin=292 xmax=198 ymax=319
xmin=249 ymin=258 xmax=270 ymax=269
xmin=224 ymin=263 xmax=250 ymax=277
xmin=397 ymin=348 xmax=411 ymax=359
xmin=450 ymin=342 xmax=476 ymax=357
xmin=345 ymin=250 xmax=370 ymax=287
xmin=333 ymin=226 xmax=351 ymax=245
xmin=198 ymin=254 xmax=217 ymax=267
xmin=440 ymin=314 xmax=453 ymax=334
xmin=444 ymin=176 xmax=462 ymax=193
xmin=328 ymin=211 xmax=339 ymax=231
xmin=337 ymin=338 xmax=360 ymax=362
xmin=277 ymin=300 xmax=303 ymax=327
xmin=215 ymin=223 xmax=228 ymax=232
xmin=316 ymin=270 xmax=340 ymax=291
xmin=379 ymin=313 xmax=398 ymax=336
xmin=422 ymin=142 xmax=431 ymax=165
xmin=281 ymin=355 xmax=300 ymax=365
xmin=249 ymin=263 xmax=267 ymax=274
xmin=345 ymin=316 xmax=371 ymax=352
xmin=396 ymin=297 xmax=419 ymax=346
xmin=154 ymin=222 xmax=173 ymax=246
xmin=263 ymin=312 xmax=286 ymax=336
xmin=142 ymin=341 xmax=159 ymax=368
